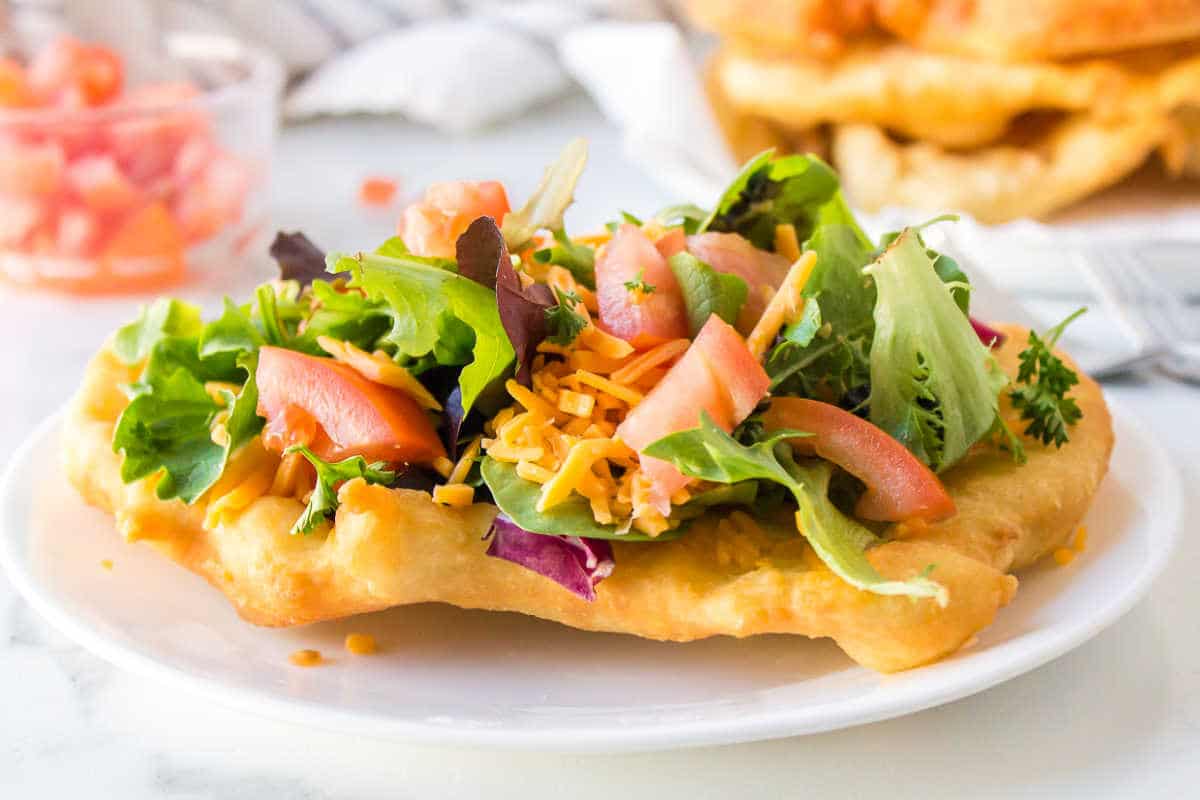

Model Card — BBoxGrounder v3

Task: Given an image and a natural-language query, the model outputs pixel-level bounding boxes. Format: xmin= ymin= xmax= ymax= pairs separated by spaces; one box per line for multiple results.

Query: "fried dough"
xmin=63 ymin=326 xmax=1111 ymax=672
xmin=712 ymin=41 xmax=1200 ymax=149
xmin=688 ymin=0 xmax=1200 ymax=62
xmin=832 ymin=114 xmax=1179 ymax=222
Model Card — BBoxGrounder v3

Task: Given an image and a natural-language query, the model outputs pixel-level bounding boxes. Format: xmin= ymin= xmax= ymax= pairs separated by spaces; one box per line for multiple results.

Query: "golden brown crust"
xmin=63 ymin=328 xmax=1111 ymax=672
xmin=687 ymin=0 xmax=1200 ymax=62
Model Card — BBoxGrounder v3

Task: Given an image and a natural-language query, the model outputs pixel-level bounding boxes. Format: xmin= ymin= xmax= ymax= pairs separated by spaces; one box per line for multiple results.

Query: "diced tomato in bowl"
xmin=0 ymin=35 xmax=280 ymax=294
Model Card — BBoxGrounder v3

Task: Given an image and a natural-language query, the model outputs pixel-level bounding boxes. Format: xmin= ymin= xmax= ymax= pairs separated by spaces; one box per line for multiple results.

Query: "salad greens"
xmin=113 ymin=298 xmax=204 ymax=364
xmin=501 ymin=137 xmax=588 ymax=252
xmin=1010 ymin=308 xmax=1087 ymax=447
xmin=699 ymin=150 xmax=841 ymax=249
xmin=643 ymin=413 xmax=947 ymax=604
xmin=286 ymin=445 xmax=397 ymax=534
xmin=481 ymin=457 xmax=681 ymax=542
xmin=333 ymin=246 xmax=514 ymax=415
xmin=767 ymin=220 xmax=876 ymax=405
xmin=865 ymin=229 xmax=1009 ymax=472
xmin=113 ymin=345 xmax=261 ymax=504
xmin=534 ymin=228 xmax=595 ymax=289
xmin=668 ymin=252 xmax=748 ymax=337
xmin=545 ymin=288 xmax=588 ymax=346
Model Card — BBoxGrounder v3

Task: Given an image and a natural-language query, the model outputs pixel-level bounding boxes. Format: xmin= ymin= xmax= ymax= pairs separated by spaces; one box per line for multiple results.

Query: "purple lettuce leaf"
xmin=969 ymin=317 xmax=1006 ymax=349
xmin=486 ymin=514 xmax=614 ymax=601
xmin=457 ymin=216 xmax=554 ymax=386
xmin=270 ymin=231 xmax=345 ymax=287
xmin=441 ymin=384 xmax=466 ymax=460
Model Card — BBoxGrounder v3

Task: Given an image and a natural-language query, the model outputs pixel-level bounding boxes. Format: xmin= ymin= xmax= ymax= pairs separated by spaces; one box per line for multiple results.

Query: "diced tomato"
xmin=256 ymin=346 xmax=446 ymax=465
xmin=65 ymin=154 xmax=141 ymax=213
xmin=0 ymin=193 xmax=44 ymax=247
xmin=262 ymin=404 xmax=321 ymax=453
xmin=0 ymin=58 xmax=33 ymax=107
xmin=616 ymin=316 xmax=770 ymax=512
xmin=55 ymin=206 xmax=101 ymax=257
xmin=26 ymin=37 xmax=123 ymax=107
xmin=171 ymin=151 xmax=249 ymax=243
xmin=105 ymin=83 xmax=205 ymax=183
xmin=654 ymin=227 xmax=687 ymax=260
xmin=762 ymin=397 xmax=956 ymax=523
xmin=686 ymin=232 xmax=792 ymax=333
xmin=99 ymin=201 xmax=185 ymax=287
xmin=0 ymin=140 xmax=64 ymax=196
xmin=596 ymin=224 xmax=690 ymax=348
xmin=73 ymin=44 xmax=123 ymax=106
xmin=397 ymin=180 xmax=509 ymax=259
xmin=359 ymin=176 xmax=398 ymax=206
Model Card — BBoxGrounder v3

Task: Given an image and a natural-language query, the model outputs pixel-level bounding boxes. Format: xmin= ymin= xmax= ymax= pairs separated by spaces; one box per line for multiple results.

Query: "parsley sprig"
xmin=1009 ymin=308 xmax=1086 ymax=448
xmin=623 ymin=269 xmax=656 ymax=297
xmin=286 ymin=445 xmax=396 ymax=534
xmin=544 ymin=287 xmax=588 ymax=346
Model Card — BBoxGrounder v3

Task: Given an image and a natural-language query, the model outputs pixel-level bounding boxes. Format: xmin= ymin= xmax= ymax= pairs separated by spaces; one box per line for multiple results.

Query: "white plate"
xmin=0 ymin=407 xmax=1181 ymax=753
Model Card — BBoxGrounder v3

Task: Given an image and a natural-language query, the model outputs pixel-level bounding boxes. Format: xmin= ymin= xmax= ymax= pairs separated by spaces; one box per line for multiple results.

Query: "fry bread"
xmin=63 ymin=326 xmax=1111 ymax=672
xmin=711 ymin=41 xmax=1200 ymax=149
xmin=688 ymin=0 xmax=1200 ymax=62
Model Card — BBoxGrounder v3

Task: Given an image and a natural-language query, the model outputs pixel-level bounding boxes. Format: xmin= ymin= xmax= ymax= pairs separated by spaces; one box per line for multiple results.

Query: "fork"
xmin=1076 ymin=247 xmax=1200 ymax=385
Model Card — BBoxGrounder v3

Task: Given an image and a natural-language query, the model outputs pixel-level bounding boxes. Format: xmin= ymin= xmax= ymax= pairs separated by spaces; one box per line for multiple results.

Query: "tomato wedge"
xmin=617 ymin=316 xmax=769 ymax=512
xmin=763 ymin=397 xmax=956 ymax=522
xmin=686 ymin=232 xmax=791 ymax=332
xmin=596 ymin=224 xmax=690 ymax=348
xmin=256 ymin=346 xmax=445 ymax=465
xmin=397 ymin=180 xmax=510 ymax=259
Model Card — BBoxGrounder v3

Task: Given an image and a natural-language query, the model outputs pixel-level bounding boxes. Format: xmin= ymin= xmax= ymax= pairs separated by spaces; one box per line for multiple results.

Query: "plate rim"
xmin=0 ymin=401 xmax=1183 ymax=753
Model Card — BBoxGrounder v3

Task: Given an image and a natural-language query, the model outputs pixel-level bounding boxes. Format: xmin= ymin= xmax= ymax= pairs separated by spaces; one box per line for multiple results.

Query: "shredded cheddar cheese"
xmin=344 ymin=633 xmax=377 ymax=655
xmin=433 ymin=483 xmax=475 ymax=506
xmin=747 ymin=250 xmax=818 ymax=361
xmin=774 ymin=223 xmax=802 ymax=263
xmin=483 ymin=322 xmax=683 ymax=536
xmin=1053 ymin=547 xmax=1076 ymax=566
xmin=203 ymin=440 xmax=278 ymax=528
xmin=289 ymin=649 xmax=323 ymax=667
xmin=610 ymin=339 xmax=689 ymax=386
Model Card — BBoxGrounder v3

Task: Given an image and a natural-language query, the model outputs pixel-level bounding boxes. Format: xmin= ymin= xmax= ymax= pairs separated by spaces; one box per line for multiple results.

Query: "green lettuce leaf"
xmin=480 ymin=457 xmax=680 ymax=542
xmin=643 ymin=412 xmax=946 ymax=603
xmin=699 ymin=150 xmax=841 ymax=250
xmin=501 ymin=138 xmax=589 ymax=252
xmin=112 ymin=298 xmax=204 ymax=364
xmin=668 ymin=252 xmax=748 ymax=336
xmin=533 ymin=228 xmax=596 ymax=289
xmin=766 ymin=220 xmax=876 ymax=405
xmin=336 ymin=249 xmax=514 ymax=414
xmin=865 ymin=229 xmax=1008 ymax=471
xmin=200 ymin=298 xmax=264 ymax=358
xmin=112 ymin=348 xmax=262 ymax=504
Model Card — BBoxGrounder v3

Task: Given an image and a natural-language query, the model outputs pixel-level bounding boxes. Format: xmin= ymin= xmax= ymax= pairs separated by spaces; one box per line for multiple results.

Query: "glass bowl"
xmin=0 ymin=32 xmax=282 ymax=294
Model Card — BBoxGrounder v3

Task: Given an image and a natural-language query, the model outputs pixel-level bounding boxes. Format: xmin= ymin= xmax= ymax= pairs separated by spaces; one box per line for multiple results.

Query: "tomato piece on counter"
xmin=686 ymin=232 xmax=792 ymax=333
xmin=359 ymin=176 xmax=398 ymax=206
xmin=762 ymin=397 xmax=957 ymax=523
xmin=616 ymin=316 xmax=770 ymax=511
xmin=256 ymin=346 xmax=446 ymax=465
xmin=596 ymin=224 xmax=690 ymax=349
xmin=397 ymin=180 xmax=510 ymax=259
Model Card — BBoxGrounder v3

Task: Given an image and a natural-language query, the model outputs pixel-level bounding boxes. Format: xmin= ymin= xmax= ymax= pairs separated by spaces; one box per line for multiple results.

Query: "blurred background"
xmin=0 ymin=0 xmax=1197 ymax=461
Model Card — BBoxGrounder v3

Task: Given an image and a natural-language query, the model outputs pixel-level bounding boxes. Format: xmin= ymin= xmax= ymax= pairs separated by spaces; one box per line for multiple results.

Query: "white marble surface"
xmin=3 ymin=94 xmax=1199 ymax=798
